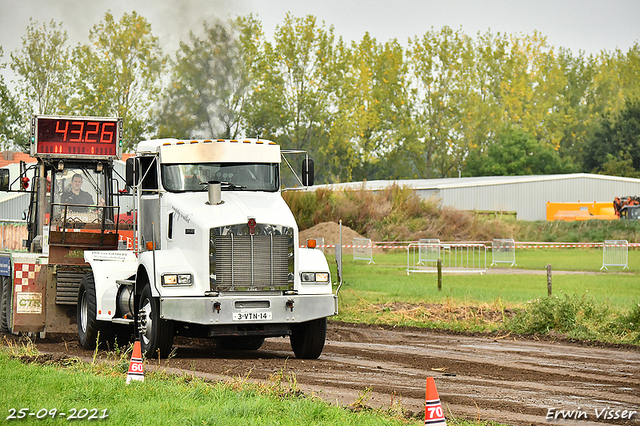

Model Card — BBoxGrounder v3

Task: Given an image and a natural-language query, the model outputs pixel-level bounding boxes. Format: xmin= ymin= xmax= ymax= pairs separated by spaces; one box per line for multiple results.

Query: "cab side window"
xmin=140 ymin=156 xmax=158 ymax=192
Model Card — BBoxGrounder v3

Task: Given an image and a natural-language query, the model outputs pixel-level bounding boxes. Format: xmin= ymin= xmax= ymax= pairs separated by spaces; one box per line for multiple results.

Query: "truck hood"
xmin=162 ymin=191 xmax=298 ymax=232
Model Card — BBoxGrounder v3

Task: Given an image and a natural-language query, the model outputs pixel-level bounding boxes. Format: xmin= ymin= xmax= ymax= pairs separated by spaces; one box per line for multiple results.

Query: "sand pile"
xmin=299 ymin=221 xmax=365 ymax=254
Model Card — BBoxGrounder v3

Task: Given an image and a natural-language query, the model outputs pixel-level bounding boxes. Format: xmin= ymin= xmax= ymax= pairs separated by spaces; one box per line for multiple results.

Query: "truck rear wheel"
xmin=77 ymin=273 xmax=102 ymax=349
xmin=290 ymin=317 xmax=327 ymax=359
xmin=77 ymin=273 xmax=133 ymax=350
xmin=138 ymin=284 xmax=174 ymax=358
xmin=1 ymin=275 xmax=11 ymax=333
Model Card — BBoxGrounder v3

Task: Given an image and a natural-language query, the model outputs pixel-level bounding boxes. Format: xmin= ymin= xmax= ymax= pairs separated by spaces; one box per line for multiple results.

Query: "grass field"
xmin=330 ymin=248 xmax=640 ymax=307
xmin=327 ymin=248 xmax=640 ymax=343
xmin=343 ymin=246 xmax=640 ymax=273
xmin=0 ymin=350 xmax=423 ymax=426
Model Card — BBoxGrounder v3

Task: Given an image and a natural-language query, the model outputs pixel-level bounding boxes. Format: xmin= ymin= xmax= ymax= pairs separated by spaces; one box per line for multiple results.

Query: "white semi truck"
xmin=1 ymin=115 xmax=337 ymax=359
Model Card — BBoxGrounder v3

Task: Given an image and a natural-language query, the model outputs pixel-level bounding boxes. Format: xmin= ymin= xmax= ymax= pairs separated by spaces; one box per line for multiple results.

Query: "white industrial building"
xmin=313 ymin=173 xmax=640 ymax=221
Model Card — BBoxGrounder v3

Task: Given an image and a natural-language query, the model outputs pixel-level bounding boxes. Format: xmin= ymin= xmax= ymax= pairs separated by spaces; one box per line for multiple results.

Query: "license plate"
xmin=232 ymin=311 xmax=272 ymax=321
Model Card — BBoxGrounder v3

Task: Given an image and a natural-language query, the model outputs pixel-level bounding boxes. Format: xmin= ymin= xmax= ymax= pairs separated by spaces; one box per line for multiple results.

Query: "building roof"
xmin=312 ymin=173 xmax=640 ymax=191
xmin=0 ymin=151 xmax=37 ymax=168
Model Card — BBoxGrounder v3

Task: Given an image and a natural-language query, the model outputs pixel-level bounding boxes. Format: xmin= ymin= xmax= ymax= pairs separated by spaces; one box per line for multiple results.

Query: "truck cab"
xmin=79 ymin=138 xmax=336 ymax=359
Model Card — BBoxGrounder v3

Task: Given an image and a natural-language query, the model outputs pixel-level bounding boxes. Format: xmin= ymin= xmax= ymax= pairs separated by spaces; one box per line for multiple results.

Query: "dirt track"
xmin=24 ymin=321 xmax=640 ymax=426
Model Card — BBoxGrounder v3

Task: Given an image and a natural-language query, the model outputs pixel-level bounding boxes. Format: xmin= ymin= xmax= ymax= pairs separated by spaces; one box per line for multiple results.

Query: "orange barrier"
xmin=546 ymin=202 xmax=617 ymax=221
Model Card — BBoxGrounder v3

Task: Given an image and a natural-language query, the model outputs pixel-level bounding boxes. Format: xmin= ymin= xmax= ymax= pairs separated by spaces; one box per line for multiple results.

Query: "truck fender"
xmin=84 ymin=251 xmax=138 ymax=322
xmin=136 ymin=248 xmax=197 ymax=298
xmin=297 ymin=248 xmax=332 ymax=295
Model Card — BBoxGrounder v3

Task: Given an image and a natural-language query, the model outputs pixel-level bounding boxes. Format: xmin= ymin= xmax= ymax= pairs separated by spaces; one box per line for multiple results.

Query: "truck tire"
xmin=290 ymin=317 xmax=327 ymax=359
xmin=138 ymin=284 xmax=174 ymax=358
xmin=77 ymin=273 xmax=132 ymax=350
xmin=77 ymin=273 xmax=102 ymax=349
xmin=1 ymin=275 xmax=11 ymax=333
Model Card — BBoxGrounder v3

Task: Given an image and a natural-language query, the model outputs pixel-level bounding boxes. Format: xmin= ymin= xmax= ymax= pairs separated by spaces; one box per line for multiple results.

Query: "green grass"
xmin=0 ymin=346 xmax=509 ymax=426
xmin=0 ymin=351 xmax=421 ymax=426
xmin=329 ymin=250 xmax=640 ymax=343
xmin=503 ymin=248 xmax=637 ymax=272
xmin=333 ymin=250 xmax=640 ymax=308
xmin=341 ymin=263 xmax=640 ymax=309
xmin=344 ymin=247 xmax=640 ymax=272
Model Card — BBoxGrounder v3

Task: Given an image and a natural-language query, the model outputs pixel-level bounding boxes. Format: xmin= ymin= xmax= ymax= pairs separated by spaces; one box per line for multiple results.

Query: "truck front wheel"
xmin=290 ymin=317 xmax=327 ymax=359
xmin=138 ymin=284 xmax=174 ymax=358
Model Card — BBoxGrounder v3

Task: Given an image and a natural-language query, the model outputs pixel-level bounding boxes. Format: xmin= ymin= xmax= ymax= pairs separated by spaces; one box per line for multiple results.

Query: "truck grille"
xmin=210 ymin=224 xmax=294 ymax=291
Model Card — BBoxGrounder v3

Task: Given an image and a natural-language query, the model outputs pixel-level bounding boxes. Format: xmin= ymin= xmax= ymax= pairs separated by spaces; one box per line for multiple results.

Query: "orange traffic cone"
xmin=425 ymin=377 xmax=446 ymax=425
xmin=126 ymin=340 xmax=144 ymax=384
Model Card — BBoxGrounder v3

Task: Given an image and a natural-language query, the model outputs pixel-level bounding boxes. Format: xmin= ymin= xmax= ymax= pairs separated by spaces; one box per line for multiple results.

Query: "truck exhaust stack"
xmin=207 ymin=181 xmax=222 ymax=205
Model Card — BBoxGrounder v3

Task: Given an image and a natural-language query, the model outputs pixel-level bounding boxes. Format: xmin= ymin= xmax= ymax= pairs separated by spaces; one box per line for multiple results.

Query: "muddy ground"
xmin=17 ymin=321 xmax=640 ymax=426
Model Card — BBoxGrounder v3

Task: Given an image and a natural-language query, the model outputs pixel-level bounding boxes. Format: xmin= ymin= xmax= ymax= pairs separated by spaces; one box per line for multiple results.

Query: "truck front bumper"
xmin=159 ymin=293 xmax=337 ymax=326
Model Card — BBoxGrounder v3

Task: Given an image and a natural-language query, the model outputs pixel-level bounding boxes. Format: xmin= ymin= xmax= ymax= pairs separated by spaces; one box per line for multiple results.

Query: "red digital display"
xmin=34 ymin=116 xmax=122 ymax=158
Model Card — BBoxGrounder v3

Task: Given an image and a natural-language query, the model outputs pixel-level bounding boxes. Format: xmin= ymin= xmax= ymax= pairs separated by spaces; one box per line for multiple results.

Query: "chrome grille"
xmin=210 ymin=224 xmax=293 ymax=291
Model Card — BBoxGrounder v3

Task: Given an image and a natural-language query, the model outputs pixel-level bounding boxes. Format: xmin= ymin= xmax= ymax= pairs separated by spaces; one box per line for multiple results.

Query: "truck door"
xmin=138 ymin=156 xmax=161 ymax=250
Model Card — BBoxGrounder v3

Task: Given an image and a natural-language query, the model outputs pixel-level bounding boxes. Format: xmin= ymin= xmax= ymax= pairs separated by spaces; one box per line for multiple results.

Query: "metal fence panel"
xmin=491 ymin=239 xmax=516 ymax=266
xmin=601 ymin=240 xmax=629 ymax=270
xmin=407 ymin=242 xmax=487 ymax=274
xmin=353 ymin=238 xmax=375 ymax=264
xmin=418 ymin=239 xmax=440 ymax=266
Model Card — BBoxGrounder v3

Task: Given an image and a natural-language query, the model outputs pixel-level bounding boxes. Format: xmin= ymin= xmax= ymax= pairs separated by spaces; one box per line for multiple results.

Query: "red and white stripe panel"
xmin=13 ymin=263 xmax=42 ymax=293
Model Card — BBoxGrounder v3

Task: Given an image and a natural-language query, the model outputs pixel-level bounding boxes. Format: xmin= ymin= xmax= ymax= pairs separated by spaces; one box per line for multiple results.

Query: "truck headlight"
xmin=162 ymin=274 xmax=192 ymax=286
xmin=300 ymin=272 xmax=329 ymax=283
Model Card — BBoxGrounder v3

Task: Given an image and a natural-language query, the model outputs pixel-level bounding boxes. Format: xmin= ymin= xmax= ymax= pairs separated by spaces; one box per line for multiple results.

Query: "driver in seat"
xmin=62 ymin=174 xmax=95 ymax=210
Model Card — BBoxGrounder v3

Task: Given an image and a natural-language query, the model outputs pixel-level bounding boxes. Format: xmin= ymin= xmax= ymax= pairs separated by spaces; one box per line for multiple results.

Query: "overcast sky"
xmin=1 ymin=0 xmax=639 ymax=85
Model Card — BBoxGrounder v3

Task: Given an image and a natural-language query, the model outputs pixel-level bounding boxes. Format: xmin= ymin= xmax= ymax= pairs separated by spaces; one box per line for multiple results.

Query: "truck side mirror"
xmin=0 ymin=169 xmax=9 ymax=191
xmin=302 ymin=158 xmax=314 ymax=187
xmin=125 ymin=157 xmax=137 ymax=187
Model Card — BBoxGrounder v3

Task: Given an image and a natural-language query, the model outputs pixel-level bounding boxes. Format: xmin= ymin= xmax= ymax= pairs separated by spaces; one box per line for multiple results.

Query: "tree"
xmin=0 ymin=47 xmax=28 ymax=151
xmin=238 ymin=14 xmax=341 ymax=184
xmin=328 ymin=34 xmax=412 ymax=181
xmin=273 ymin=14 xmax=334 ymax=152
xmin=583 ymin=100 xmax=640 ymax=176
xmin=70 ymin=12 xmax=165 ymax=151
xmin=10 ymin=18 xmax=71 ymax=115
xmin=465 ymin=126 xmax=576 ymax=176
xmin=407 ymin=27 xmax=478 ymax=178
xmin=234 ymin=15 xmax=282 ymax=140
xmin=243 ymin=14 xmax=335 ymax=150
xmin=552 ymin=48 xmax=596 ymax=166
xmin=156 ymin=20 xmax=247 ymax=139
xmin=587 ymin=43 xmax=640 ymax=120
xmin=496 ymin=33 xmax=568 ymax=147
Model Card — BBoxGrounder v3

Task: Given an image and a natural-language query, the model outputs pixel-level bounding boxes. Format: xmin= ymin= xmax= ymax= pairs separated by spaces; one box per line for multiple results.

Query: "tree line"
xmin=1 ymin=12 xmax=639 ymax=184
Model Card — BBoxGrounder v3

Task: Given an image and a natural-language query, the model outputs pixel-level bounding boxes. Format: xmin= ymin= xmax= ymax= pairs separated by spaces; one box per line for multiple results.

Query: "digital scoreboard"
xmin=31 ymin=115 xmax=123 ymax=159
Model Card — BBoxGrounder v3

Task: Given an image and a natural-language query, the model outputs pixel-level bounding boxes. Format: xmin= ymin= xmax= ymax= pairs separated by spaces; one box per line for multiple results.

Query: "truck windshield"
xmin=49 ymin=166 xmax=108 ymax=225
xmin=161 ymin=163 xmax=279 ymax=192
xmin=51 ymin=168 xmax=105 ymax=212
